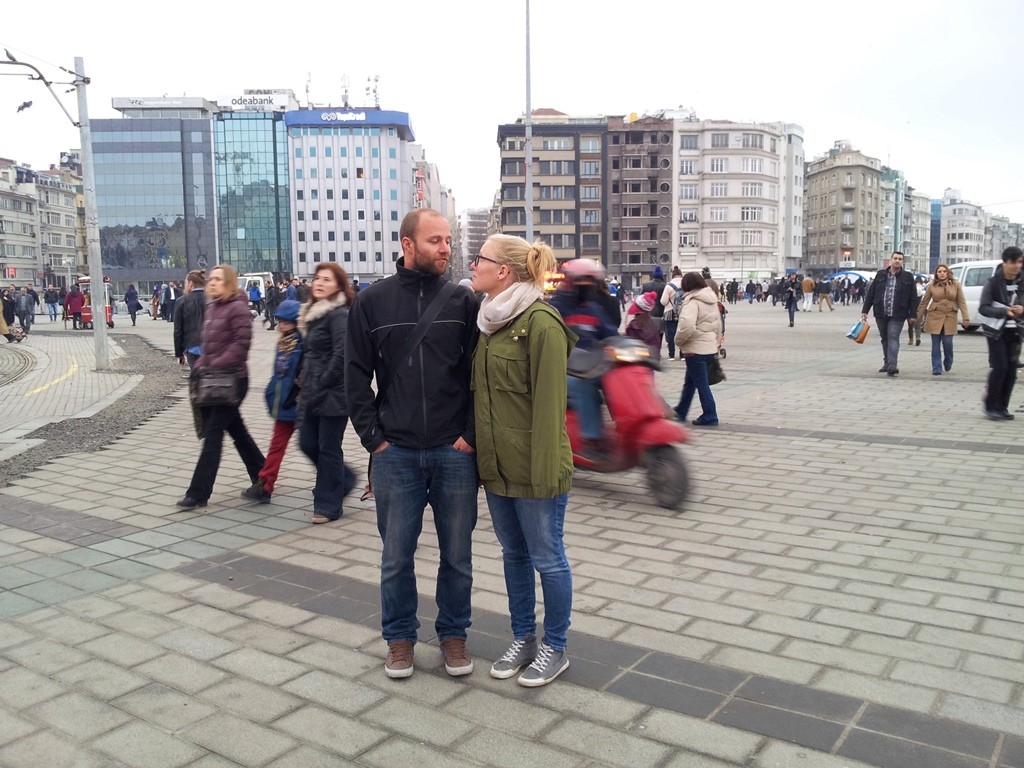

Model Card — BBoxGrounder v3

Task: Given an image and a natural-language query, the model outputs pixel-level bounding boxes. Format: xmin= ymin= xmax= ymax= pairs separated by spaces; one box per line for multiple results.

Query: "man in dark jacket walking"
xmin=346 ymin=208 xmax=480 ymax=681
xmin=978 ymin=246 xmax=1024 ymax=420
xmin=862 ymin=252 xmax=919 ymax=376
xmin=173 ymin=270 xmax=206 ymax=370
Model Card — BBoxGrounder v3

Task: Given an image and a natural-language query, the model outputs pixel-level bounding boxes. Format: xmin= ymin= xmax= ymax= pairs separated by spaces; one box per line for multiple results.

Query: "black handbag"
xmin=195 ymin=369 xmax=240 ymax=406
xmin=708 ymin=357 xmax=726 ymax=386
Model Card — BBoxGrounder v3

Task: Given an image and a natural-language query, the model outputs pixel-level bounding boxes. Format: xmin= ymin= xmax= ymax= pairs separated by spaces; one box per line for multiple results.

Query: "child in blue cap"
xmin=242 ymin=299 xmax=303 ymax=503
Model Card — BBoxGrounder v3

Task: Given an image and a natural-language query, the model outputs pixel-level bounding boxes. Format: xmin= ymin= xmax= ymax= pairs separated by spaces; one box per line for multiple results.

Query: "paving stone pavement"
xmin=0 ymin=300 xmax=1021 ymax=768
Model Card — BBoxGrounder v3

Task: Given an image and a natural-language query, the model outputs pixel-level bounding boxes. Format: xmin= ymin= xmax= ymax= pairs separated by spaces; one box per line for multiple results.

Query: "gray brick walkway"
xmin=0 ymin=301 xmax=1020 ymax=767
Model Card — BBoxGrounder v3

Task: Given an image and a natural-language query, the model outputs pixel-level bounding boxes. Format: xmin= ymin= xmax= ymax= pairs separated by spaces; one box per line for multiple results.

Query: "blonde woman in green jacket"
xmin=470 ymin=234 xmax=578 ymax=687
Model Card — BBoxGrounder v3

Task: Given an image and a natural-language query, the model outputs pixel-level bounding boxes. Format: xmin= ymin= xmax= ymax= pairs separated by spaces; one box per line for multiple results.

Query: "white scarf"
xmin=477 ymin=282 xmax=542 ymax=335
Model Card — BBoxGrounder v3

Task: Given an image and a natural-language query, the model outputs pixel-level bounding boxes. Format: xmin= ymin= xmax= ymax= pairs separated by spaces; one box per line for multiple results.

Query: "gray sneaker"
xmin=517 ymin=642 xmax=569 ymax=687
xmin=490 ymin=636 xmax=537 ymax=679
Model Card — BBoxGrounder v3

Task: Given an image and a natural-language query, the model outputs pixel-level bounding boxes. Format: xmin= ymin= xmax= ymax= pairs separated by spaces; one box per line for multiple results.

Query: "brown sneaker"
xmin=384 ymin=640 xmax=415 ymax=679
xmin=439 ymin=637 xmax=474 ymax=676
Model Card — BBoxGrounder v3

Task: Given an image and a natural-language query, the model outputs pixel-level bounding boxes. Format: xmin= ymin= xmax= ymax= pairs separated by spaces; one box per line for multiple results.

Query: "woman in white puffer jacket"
xmin=673 ymin=271 xmax=723 ymax=426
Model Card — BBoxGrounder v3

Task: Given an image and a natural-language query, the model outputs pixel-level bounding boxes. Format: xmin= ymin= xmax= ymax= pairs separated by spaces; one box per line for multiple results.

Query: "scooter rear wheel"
xmin=645 ymin=445 xmax=689 ymax=510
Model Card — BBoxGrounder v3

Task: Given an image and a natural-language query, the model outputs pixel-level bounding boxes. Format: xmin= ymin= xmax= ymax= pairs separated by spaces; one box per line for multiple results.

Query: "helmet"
xmin=561 ymin=259 xmax=605 ymax=282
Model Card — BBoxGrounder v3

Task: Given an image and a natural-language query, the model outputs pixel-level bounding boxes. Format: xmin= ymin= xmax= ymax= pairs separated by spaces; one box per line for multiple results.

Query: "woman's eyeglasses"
xmin=472 ymin=254 xmax=502 ymax=267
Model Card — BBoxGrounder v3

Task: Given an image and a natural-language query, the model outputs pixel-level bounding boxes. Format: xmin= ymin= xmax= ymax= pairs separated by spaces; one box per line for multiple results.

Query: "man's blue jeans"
xmin=372 ymin=443 xmax=478 ymax=643
xmin=486 ymin=492 xmax=572 ymax=651
xmin=931 ymin=331 xmax=953 ymax=373
xmin=46 ymin=302 xmax=58 ymax=321
xmin=877 ymin=317 xmax=905 ymax=371
xmin=567 ymin=376 xmax=604 ymax=440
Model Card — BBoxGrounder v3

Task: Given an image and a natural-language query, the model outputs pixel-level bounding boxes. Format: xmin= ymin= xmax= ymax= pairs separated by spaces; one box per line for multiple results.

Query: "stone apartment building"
xmin=804 ymin=141 xmax=883 ymax=275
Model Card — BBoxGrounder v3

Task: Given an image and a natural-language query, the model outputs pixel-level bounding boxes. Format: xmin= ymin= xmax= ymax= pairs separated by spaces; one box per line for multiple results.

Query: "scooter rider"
xmin=548 ymin=259 xmax=618 ymax=457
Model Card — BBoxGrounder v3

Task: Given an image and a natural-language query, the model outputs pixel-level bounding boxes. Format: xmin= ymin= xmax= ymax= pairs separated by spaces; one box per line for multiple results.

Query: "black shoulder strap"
xmin=377 ymin=280 xmax=459 ymax=405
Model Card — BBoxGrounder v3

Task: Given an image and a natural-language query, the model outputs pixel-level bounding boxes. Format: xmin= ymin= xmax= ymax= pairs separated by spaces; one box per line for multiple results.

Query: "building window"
xmin=355 ymin=147 xmax=363 ymax=157
xmin=309 ymin=147 xmax=317 ymax=157
xmin=679 ymin=159 xmax=697 ymax=175
xmin=680 ymin=184 xmax=698 ymax=200
xmin=326 ymin=189 xmax=334 ymax=199
xmin=313 ymin=232 xmax=320 ymax=241
xmin=328 ymin=232 xmax=336 ymax=241
xmin=580 ymin=136 xmax=600 ymax=152
xmin=710 ymin=182 xmax=728 ymax=197
xmin=311 ymin=210 xmax=319 ymax=220
xmin=295 ymin=169 xmax=303 ymax=179
xmin=390 ymin=190 xmax=398 ymax=200
xmin=742 ymin=133 xmax=764 ymax=149
xmin=582 ymin=209 xmax=601 ymax=224
xmin=710 ymin=158 xmax=728 ymax=173
xmin=741 ymin=206 xmax=763 ymax=222
xmin=581 ymin=161 xmax=600 ymax=177
xmin=710 ymin=231 xmax=727 ymax=246
xmin=679 ymin=134 xmax=698 ymax=150
xmin=541 ymin=138 xmax=572 ymax=150
xmin=581 ymin=185 xmax=600 ymax=200
xmin=741 ymin=230 xmax=763 ymax=245
xmin=711 ymin=133 xmax=729 ymax=148
xmin=296 ymin=190 xmax=303 ymax=200
xmin=389 ymin=148 xmax=396 ymax=158
xmin=327 ymin=210 xmax=335 ymax=220
xmin=709 ymin=206 xmax=726 ymax=222
xmin=741 ymin=182 xmax=764 ymax=197
xmin=742 ymin=157 xmax=764 ymax=174
xmin=680 ymin=232 xmax=697 ymax=247
xmin=298 ymin=232 xmax=306 ymax=242
xmin=294 ymin=148 xmax=302 ymax=158
xmin=582 ymin=234 xmax=600 ymax=249
xmin=680 ymin=209 xmax=698 ymax=223
xmin=297 ymin=211 xmax=304 ymax=221
xmin=371 ymin=147 xmax=379 ymax=158
xmin=325 ymin=147 xmax=332 ymax=157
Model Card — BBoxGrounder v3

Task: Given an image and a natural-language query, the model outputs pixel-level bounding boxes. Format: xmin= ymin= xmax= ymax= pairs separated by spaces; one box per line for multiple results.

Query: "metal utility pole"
xmin=75 ymin=56 xmax=109 ymax=369
xmin=524 ymin=0 xmax=534 ymax=243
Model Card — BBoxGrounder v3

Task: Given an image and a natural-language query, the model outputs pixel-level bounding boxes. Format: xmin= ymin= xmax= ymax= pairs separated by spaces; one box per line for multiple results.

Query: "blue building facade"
xmin=213 ymin=110 xmax=292 ymax=276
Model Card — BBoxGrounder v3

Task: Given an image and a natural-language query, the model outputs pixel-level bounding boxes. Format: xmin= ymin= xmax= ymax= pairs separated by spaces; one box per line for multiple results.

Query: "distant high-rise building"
xmin=93 ymin=97 xmax=218 ymax=293
xmin=930 ymin=199 xmax=942 ymax=270
xmin=496 ymin=109 xmax=803 ymax=289
xmin=940 ymin=188 xmax=986 ymax=265
xmin=0 ymin=159 xmax=41 ymax=284
xmin=458 ymin=207 xmax=490 ymax=278
xmin=284 ymin=107 xmax=417 ymax=281
xmin=804 ymin=141 xmax=883 ymax=274
xmin=213 ymin=89 xmax=298 ymax=277
xmin=908 ymin=192 xmax=932 ymax=274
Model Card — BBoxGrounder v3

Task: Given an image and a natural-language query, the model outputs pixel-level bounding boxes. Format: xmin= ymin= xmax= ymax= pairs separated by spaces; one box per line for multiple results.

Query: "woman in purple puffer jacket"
xmin=177 ymin=264 xmax=265 ymax=508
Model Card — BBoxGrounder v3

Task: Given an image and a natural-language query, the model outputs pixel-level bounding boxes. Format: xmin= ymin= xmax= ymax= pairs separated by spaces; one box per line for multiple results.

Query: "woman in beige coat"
xmin=915 ymin=263 xmax=969 ymax=375
xmin=673 ymin=271 xmax=723 ymax=426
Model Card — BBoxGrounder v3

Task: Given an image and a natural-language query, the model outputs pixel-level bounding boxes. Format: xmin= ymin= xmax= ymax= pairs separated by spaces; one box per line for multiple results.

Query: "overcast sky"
xmin=4 ymin=0 xmax=1023 ymax=223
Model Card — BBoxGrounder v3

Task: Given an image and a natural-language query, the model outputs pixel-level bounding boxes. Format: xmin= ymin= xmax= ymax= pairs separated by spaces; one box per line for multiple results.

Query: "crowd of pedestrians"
xmin=7 ymin=221 xmax=1019 ymax=691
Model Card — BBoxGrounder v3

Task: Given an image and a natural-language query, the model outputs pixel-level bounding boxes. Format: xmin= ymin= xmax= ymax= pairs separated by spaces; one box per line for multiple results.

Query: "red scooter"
xmin=566 ymin=337 xmax=690 ymax=510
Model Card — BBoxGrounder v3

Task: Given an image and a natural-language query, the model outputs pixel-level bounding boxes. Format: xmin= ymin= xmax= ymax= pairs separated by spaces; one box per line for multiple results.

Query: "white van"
xmin=946 ymin=260 xmax=1000 ymax=332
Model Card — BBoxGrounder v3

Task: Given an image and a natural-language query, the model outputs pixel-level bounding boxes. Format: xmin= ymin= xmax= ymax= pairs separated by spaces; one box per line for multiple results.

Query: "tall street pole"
xmin=524 ymin=0 xmax=534 ymax=243
xmin=75 ymin=56 xmax=110 ymax=369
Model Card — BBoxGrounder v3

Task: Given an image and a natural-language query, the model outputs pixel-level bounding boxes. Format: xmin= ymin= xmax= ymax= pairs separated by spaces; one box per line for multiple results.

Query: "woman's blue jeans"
xmin=664 ymin=319 xmax=679 ymax=358
xmin=486 ymin=492 xmax=572 ymax=651
xmin=298 ymin=414 xmax=354 ymax=520
xmin=931 ymin=331 xmax=953 ymax=373
xmin=675 ymin=354 xmax=718 ymax=423
xmin=372 ymin=443 xmax=478 ymax=643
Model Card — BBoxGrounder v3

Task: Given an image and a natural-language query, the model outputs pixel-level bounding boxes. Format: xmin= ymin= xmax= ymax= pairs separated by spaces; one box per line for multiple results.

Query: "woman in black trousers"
xmin=177 ymin=265 xmax=265 ymax=508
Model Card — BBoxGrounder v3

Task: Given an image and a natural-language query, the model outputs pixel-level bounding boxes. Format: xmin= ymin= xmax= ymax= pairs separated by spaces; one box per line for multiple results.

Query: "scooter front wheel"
xmin=645 ymin=445 xmax=689 ymax=510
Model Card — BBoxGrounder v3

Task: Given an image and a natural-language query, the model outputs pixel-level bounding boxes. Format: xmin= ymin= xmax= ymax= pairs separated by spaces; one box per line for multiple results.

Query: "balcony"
xmin=840 ymin=221 xmax=855 ymax=230
xmin=841 ymin=201 xmax=855 ymax=209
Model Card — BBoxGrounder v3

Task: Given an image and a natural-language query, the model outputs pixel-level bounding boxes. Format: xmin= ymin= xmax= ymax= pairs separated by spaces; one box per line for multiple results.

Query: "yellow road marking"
xmin=24 ymin=357 xmax=79 ymax=396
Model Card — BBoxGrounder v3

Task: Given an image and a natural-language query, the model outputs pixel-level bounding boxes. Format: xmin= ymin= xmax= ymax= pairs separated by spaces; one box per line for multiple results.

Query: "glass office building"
xmin=93 ymin=115 xmax=216 ymax=293
xmin=214 ymin=111 xmax=291 ymax=276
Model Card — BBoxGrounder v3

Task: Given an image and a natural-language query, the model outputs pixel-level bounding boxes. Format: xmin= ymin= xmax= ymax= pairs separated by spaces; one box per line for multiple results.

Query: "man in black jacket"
xmin=346 ymin=208 xmax=480 ymax=681
xmin=173 ymin=270 xmax=206 ymax=370
xmin=862 ymin=252 xmax=919 ymax=376
xmin=978 ymin=246 xmax=1024 ymax=420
